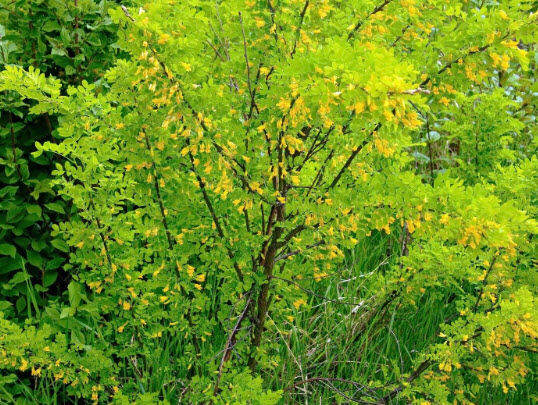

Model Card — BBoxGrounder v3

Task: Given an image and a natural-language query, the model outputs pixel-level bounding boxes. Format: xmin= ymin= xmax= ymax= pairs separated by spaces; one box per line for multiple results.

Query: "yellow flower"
xmin=293 ymin=298 xmax=307 ymax=309
xmin=498 ymin=10 xmax=509 ymax=20
xmin=318 ymin=2 xmax=332 ymax=18
xmin=122 ymin=301 xmax=131 ymax=311
xmin=440 ymin=213 xmax=450 ymax=225
xmin=181 ymin=62 xmax=192 ymax=72
xmin=501 ymin=40 xmax=518 ymax=49
xmin=277 ymin=97 xmax=291 ymax=112
xmin=290 ymin=175 xmax=300 ymax=185
xmin=500 ymin=54 xmax=510 ymax=71
xmin=314 ymin=272 xmax=328 ymax=282
xmin=348 ymin=101 xmax=365 ymax=115
xmin=19 ymin=359 xmax=29 ymax=371
xmin=158 ymin=33 xmax=170 ymax=44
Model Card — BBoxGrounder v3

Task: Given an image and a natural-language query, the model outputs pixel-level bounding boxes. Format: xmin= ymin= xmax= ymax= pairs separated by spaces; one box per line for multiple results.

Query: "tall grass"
xmin=11 ymin=231 xmax=535 ymax=404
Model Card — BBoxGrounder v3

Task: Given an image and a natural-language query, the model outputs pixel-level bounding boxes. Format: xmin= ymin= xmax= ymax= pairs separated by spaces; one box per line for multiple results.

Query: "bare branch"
xmin=276 ymin=224 xmax=306 ymax=249
xmin=420 ymin=37 xmax=510 ymax=86
xmin=382 ymin=360 xmax=432 ymax=403
xmin=400 ymin=88 xmax=431 ymax=95
xmin=121 ymin=5 xmax=135 ymax=22
xmin=187 ymin=147 xmax=244 ymax=282
xmin=347 ymin=0 xmax=393 ymax=41
xmin=472 ymin=254 xmax=498 ymax=313
xmin=142 ymin=130 xmax=174 ymax=249
xmin=239 ymin=12 xmax=253 ymax=105
xmin=290 ymin=1 xmax=310 ymax=57
xmin=214 ymin=292 xmax=253 ymax=395
xmin=327 ymin=122 xmax=381 ymax=190
xmin=205 ymin=39 xmax=226 ymax=61
xmin=274 ymin=240 xmax=325 ymax=262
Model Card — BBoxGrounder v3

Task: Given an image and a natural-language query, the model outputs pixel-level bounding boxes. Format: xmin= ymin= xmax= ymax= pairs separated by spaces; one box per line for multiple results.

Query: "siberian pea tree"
xmin=0 ymin=0 xmax=535 ymax=403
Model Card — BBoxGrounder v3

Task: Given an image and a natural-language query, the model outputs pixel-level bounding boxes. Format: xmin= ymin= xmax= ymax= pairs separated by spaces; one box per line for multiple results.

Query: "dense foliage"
xmin=0 ymin=0 xmax=536 ymax=403
xmin=0 ymin=0 xmax=122 ymax=320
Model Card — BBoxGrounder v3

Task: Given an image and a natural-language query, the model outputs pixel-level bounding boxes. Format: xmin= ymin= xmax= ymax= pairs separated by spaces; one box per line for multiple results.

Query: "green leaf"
xmin=26 ymin=204 xmax=42 ymax=217
xmin=51 ymin=238 xmax=69 ymax=252
xmin=27 ymin=249 xmax=43 ymax=269
xmin=45 ymin=256 xmax=64 ymax=270
xmin=0 ymin=256 xmax=21 ymax=273
xmin=15 ymin=296 xmax=26 ymax=313
xmin=9 ymin=271 xmax=29 ymax=285
xmin=0 ymin=300 xmax=12 ymax=311
xmin=60 ymin=307 xmax=74 ymax=319
xmin=0 ymin=243 xmax=17 ymax=258
xmin=43 ymin=271 xmax=58 ymax=288
xmin=45 ymin=202 xmax=65 ymax=214
xmin=42 ymin=20 xmax=60 ymax=33
xmin=68 ymin=281 xmax=86 ymax=309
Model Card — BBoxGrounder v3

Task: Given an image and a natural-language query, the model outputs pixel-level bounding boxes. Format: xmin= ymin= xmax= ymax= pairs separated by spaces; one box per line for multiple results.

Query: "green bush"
xmin=0 ymin=0 xmax=122 ymax=318
xmin=0 ymin=1 xmax=535 ymax=403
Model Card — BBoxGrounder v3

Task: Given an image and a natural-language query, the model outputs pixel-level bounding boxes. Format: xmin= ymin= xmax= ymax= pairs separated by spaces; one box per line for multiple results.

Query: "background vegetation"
xmin=0 ymin=0 xmax=536 ymax=404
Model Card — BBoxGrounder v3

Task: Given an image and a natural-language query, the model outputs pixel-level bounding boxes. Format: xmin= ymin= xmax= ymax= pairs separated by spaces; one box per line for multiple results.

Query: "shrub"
xmin=0 ymin=0 xmax=122 ymax=318
xmin=0 ymin=1 xmax=535 ymax=403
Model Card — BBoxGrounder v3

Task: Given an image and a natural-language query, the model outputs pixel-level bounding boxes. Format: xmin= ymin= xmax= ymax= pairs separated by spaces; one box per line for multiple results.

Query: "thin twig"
xmin=327 ymin=123 xmax=381 ymax=190
xmin=274 ymin=240 xmax=325 ymax=262
xmin=285 ymin=377 xmax=381 ymax=402
xmin=290 ymin=1 xmax=310 ymax=57
xmin=239 ymin=12 xmax=253 ymax=105
xmin=214 ymin=292 xmax=253 ymax=395
xmin=347 ymin=0 xmax=393 ymax=41
xmin=270 ymin=275 xmax=367 ymax=307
